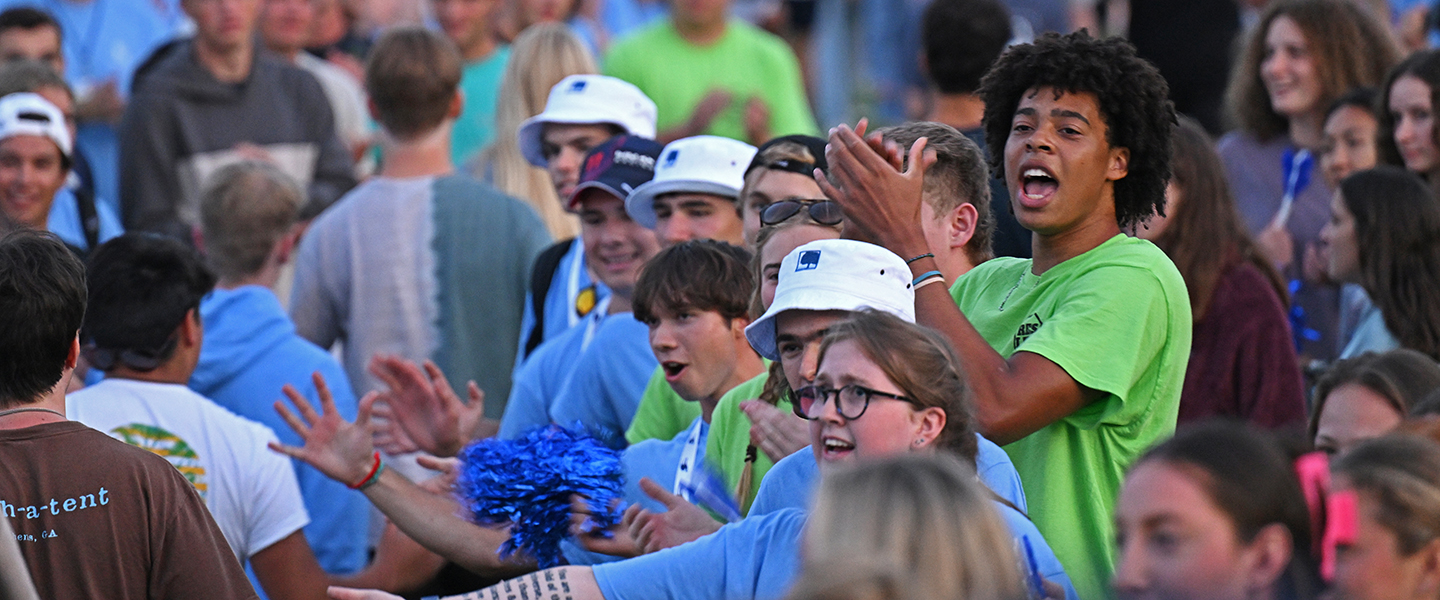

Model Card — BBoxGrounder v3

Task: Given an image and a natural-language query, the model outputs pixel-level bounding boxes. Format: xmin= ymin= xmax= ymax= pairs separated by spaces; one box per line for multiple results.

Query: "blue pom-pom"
xmin=455 ymin=425 xmax=625 ymax=568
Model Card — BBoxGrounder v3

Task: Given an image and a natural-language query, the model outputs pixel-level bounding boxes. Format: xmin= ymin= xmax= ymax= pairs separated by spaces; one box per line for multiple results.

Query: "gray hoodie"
xmin=119 ymin=41 xmax=357 ymax=238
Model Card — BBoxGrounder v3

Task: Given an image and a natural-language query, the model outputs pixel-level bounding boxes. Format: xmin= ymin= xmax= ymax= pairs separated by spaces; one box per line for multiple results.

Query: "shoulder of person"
xmin=433 ymin=175 xmax=546 ymax=225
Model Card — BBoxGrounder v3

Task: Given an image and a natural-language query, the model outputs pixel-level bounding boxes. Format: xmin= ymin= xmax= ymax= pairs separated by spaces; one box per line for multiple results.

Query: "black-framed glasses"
xmin=791 ymin=384 xmax=913 ymax=420
xmin=760 ymin=199 xmax=844 ymax=226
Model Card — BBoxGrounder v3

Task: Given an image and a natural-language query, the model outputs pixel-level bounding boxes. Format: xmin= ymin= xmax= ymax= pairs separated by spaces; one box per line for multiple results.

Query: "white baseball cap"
xmin=625 ymin=135 xmax=757 ymax=229
xmin=744 ymin=239 xmax=916 ymax=361
xmin=517 ymin=75 xmax=658 ymax=167
xmin=0 ymin=93 xmax=70 ymax=160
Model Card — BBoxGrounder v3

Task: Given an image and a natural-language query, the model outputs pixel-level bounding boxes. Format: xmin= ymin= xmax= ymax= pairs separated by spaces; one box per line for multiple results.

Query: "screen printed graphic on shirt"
xmin=109 ymin=423 xmax=208 ymax=498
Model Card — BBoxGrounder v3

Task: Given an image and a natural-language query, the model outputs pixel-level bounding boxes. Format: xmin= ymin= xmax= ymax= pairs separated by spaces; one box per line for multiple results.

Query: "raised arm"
xmin=270 ymin=372 xmax=531 ymax=575
xmin=817 ymin=123 xmax=1099 ymax=444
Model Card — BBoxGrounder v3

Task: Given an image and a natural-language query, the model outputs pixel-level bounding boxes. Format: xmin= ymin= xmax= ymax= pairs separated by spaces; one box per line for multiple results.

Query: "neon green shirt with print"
xmin=603 ymin=20 xmax=817 ymax=142
xmin=625 ymin=366 xmax=703 ymax=445
xmin=950 ymin=234 xmax=1190 ymax=600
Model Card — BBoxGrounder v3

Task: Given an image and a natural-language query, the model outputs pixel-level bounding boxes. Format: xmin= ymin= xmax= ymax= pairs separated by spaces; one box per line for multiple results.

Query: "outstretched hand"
xmin=817 ymin=119 xmax=936 ymax=257
xmin=270 ymin=371 xmax=379 ymax=486
xmin=369 ymin=355 xmax=496 ymax=458
xmin=624 ymin=478 xmax=723 ymax=554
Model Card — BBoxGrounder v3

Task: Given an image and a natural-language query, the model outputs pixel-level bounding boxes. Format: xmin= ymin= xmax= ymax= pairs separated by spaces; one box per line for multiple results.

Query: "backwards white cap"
xmin=744 ymin=239 xmax=916 ymax=361
xmin=517 ymin=75 xmax=658 ymax=167
xmin=625 ymin=135 xmax=757 ymax=229
xmin=0 ymin=92 xmax=70 ymax=159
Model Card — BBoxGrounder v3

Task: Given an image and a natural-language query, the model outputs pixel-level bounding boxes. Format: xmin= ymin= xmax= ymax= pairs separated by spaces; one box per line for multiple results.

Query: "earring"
xmin=913 ymin=439 xmax=924 ymax=446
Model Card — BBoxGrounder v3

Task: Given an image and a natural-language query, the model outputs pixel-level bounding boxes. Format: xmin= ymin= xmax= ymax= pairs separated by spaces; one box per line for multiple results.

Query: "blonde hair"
xmin=199 ymin=161 xmax=303 ymax=280
xmin=795 ymin=454 xmax=1028 ymax=600
xmin=472 ymin=23 xmax=596 ymax=239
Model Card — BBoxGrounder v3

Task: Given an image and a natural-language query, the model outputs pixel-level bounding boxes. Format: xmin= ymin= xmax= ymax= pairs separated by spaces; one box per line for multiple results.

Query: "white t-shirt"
xmin=67 ymin=378 xmax=310 ymax=561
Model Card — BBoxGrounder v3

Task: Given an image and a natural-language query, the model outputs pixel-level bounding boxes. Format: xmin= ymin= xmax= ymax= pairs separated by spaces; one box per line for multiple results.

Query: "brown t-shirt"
xmin=0 ymin=420 xmax=258 ymax=600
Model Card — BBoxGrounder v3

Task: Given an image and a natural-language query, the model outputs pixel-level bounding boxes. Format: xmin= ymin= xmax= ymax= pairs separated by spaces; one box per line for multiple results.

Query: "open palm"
xmin=270 ymin=371 xmax=380 ymax=486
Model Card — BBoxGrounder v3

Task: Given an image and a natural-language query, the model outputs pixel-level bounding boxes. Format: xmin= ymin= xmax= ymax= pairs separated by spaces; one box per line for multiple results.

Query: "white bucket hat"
xmin=625 ymin=135 xmax=757 ymax=229
xmin=0 ymin=92 xmax=70 ymax=160
xmin=744 ymin=239 xmax=916 ymax=361
xmin=517 ymin=75 xmax=658 ymax=167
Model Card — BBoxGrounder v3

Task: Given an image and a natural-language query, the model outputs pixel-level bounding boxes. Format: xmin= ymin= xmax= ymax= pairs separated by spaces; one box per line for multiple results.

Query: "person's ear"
xmin=1107 ymin=147 xmax=1131 ymax=182
xmin=1242 ymin=523 xmax=1293 ymax=594
xmin=913 ymin=406 xmax=946 ymax=446
xmin=448 ymin=91 xmax=464 ymax=120
xmin=65 ymin=334 xmax=80 ymax=370
xmin=366 ymin=97 xmax=380 ymax=122
xmin=1413 ymin=538 xmax=1440 ymax=598
xmin=274 ymin=223 xmax=303 ymax=266
xmin=950 ymin=202 xmax=979 ymax=249
xmin=730 ymin=316 xmax=754 ymax=338
xmin=181 ymin=308 xmax=203 ymax=348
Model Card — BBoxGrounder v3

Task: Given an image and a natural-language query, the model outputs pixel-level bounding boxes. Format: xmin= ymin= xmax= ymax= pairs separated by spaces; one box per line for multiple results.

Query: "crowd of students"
xmin=7 ymin=0 xmax=1440 ymax=599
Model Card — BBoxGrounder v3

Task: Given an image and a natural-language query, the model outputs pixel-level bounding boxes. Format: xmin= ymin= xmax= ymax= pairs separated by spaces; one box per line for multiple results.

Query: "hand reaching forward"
xmin=817 ymin=119 xmax=935 ymax=257
xmin=741 ymin=400 xmax=810 ymax=462
xmin=270 ymin=371 xmax=380 ymax=486
xmin=624 ymin=478 xmax=723 ymax=554
xmin=569 ymin=495 xmax=641 ymax=559
xmin=369 ymin=355 xmax=495 ymax=458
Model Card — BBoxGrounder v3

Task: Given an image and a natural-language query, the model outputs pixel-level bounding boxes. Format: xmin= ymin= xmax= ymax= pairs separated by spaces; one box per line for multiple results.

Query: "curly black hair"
xmin=978 ymin=30 xmax=1176 ymax=231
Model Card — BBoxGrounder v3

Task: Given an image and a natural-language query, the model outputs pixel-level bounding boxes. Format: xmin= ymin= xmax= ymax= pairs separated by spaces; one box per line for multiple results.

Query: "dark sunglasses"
xmin=789 ymin=383 xmax=913 ymax=421
xmin=760 ymin=199 xmax=844 ymax=227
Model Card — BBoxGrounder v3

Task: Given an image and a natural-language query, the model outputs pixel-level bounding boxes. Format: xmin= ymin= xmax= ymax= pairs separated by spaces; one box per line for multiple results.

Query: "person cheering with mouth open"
xmin=818 ymin=31 xmax=1190 ymax=600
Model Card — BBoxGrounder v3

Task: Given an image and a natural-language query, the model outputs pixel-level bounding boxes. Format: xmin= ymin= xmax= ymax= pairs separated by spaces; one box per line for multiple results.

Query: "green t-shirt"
xmin=625 ymin=366 xmax=704 ymax=445
xmin=950 ymin=234 xmax=1190 ymax=600
xmin=453 ymin=46 xmax=511 ymax=167
xmin=603 ymin=20 xmax=817 ymax=142
xmin=705 ymin=372 xmax=781 ymax=513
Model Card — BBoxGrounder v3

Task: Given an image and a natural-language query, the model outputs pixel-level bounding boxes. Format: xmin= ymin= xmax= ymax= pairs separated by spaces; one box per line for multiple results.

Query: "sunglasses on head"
xmin=760 ymin=199 xmax=844 ymax=227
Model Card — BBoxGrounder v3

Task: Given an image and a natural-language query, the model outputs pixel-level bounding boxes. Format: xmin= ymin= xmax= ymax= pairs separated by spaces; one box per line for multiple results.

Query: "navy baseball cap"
xmin=568 ymin=134 xmax=665 ymax=210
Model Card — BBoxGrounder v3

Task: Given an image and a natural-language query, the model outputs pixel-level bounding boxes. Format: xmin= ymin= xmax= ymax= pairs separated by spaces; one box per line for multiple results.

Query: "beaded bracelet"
xmin=349 ymin=451 xmax=384 ymax=490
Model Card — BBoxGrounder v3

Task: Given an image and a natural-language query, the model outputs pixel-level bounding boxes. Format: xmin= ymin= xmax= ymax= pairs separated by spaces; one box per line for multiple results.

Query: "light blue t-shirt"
xmin=746 ymin=448 xmax=1075 ymax=600
xmin=514 ymin=239 xmax=612 ymax=374
xmin=499 ymin=315 xmax=592 ymax=439
xmin=453 ymin=46 xmax=511 ymax=166
xmin=590 ymin=507 xmax=806 ymax=600
xmin=548 ymin=312 xmax=658 ymax=449
xmin=563 ymin=417 xmax=710 ymax=566
xmin=47 ymin=187 xmax=123 ymax=252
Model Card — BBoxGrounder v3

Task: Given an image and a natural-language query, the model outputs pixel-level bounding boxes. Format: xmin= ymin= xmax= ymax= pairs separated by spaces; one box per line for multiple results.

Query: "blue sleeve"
xmin=591 ymin=509 xmax=806 ymax=600
xmin=997 ymin=502 xmax=1077 ymax=600
xmin=975 ymin=434 xmax=1027 ymax=513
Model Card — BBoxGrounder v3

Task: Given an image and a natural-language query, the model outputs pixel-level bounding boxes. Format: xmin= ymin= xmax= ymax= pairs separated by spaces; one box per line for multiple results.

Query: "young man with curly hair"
xmin=821 ymin=31 xmax=1190 ymax=599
